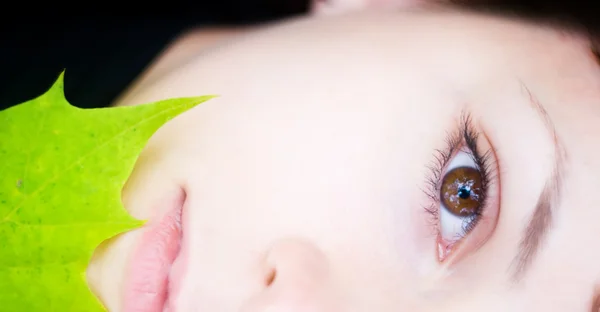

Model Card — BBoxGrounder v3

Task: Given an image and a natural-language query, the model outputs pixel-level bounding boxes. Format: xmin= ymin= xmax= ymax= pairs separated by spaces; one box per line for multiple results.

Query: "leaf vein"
xmin=2 ymin=104 xmax=185 ymax=222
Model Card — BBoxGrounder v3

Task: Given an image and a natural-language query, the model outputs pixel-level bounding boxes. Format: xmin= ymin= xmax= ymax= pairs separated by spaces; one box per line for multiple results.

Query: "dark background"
xmin=0 ymin=0 xmax=596 ymax=111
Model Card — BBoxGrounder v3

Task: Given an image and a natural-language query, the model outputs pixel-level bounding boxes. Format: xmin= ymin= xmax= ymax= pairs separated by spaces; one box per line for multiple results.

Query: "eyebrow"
xmin=509 ymin=83 xmax=567 ymax=281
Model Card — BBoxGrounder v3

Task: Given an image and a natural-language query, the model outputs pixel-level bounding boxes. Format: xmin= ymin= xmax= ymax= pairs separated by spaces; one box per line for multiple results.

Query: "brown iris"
xmin=440 ymin=166 xmax=483 ymax=217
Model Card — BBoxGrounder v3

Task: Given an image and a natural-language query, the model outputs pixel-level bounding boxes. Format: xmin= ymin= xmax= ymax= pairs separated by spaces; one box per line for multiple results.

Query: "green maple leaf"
xmin=0 ymin=73 xmax=213 ymax=311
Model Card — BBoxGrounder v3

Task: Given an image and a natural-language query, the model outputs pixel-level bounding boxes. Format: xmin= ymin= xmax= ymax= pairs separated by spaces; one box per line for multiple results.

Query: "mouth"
xmin=122 ymin=190 xmax=187 ymax=312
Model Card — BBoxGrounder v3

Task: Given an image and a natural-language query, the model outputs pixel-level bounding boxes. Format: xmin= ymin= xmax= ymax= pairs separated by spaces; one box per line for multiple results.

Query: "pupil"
xmin=458 ymin=187 xmax=470 ymax=199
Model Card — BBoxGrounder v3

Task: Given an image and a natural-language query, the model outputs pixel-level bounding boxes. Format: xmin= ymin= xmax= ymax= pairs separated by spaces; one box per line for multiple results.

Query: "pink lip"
xmin=123 ymin=192 xmax=187 ymax=312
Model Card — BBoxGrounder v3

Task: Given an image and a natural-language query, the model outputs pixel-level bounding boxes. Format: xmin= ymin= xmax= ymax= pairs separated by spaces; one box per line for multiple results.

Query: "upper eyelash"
xmin=422 ymin=112 xmax=496 ymax=238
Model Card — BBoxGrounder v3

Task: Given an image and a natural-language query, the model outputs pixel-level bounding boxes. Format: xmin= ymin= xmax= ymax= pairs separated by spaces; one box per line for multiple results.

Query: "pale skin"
xmin=87 ymin=2 xmax=600 ymax=311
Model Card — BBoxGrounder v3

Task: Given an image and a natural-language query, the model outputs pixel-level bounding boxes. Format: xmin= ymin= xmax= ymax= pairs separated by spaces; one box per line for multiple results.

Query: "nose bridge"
xmin=240 ymin=238 xmax=339 ymax=311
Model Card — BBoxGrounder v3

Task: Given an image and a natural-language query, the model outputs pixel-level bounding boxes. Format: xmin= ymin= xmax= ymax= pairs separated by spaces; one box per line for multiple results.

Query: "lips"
xmin=122 ymin=192 xmax=187 ymax=312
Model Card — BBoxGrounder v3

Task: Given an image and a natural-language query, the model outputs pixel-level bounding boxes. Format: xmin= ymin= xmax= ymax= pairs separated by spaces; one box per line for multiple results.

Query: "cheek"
xmin=181 ymin=111 xmax=399 ymax=246
xmin=167 ymin=97 xmax=432 ymax=304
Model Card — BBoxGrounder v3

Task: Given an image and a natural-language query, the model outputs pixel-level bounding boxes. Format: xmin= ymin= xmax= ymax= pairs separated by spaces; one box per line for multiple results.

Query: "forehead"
xmin=152 ymin=9 xmax=600 ymax=180
xmin=158 ymin=9 xmax=600 ymax=133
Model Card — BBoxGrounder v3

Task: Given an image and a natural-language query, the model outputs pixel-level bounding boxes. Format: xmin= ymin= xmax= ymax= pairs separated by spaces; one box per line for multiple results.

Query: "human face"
xmin=87 ymin=8 xmax=600 ymax=312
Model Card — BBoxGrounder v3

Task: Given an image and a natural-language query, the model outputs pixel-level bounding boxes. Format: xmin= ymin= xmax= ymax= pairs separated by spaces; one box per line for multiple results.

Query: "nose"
xmin=240 ymin=238 xmax=340 ymax=312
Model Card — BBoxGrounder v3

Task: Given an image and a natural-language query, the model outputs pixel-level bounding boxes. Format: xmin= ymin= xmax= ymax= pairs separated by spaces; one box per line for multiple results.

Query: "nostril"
xmin=262 ymin=238 xmax=330 ymax=288
xmin=241 ymin=239 xmax=335 ymax=312
xmin=264 ymin=267 xmax=276 ymax=287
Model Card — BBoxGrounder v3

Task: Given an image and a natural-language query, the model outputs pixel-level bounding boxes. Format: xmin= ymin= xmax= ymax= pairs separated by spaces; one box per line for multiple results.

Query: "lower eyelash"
xmin=422 ymin=112 xmax=495 ymax=239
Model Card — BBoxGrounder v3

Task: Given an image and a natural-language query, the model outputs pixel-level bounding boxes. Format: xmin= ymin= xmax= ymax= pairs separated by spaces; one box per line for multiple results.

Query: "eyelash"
xmin=423 ymin=113 xmax=496 ymax=240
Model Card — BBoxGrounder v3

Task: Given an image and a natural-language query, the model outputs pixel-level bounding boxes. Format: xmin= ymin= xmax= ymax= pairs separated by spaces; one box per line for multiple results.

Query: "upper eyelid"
xmin=425 ymin=113 xmax=484 ymax=202
xmin=432 ymin=112 xmax=490 ymax=178
xmin=423 ymin=113 xmax=494 ymax=215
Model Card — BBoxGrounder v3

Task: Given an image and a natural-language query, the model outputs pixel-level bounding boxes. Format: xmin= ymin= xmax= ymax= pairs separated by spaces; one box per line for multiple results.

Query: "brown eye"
xmin=440 ymin=167 xmax=483 ymax=217
xmin=435 ymin=147 xmax=496 ymax=263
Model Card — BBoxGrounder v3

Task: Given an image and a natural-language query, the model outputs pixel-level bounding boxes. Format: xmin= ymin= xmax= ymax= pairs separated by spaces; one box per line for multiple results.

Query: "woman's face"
xmin=87 ymin=8 xmax=600 ymax=312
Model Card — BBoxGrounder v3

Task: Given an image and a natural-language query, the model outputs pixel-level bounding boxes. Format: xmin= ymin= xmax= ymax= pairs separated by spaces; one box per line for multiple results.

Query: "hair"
xmin=450 ymin=0 xmax=597 ymax=32
xmin=281 ymin=0 xmax=598 ymax=32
